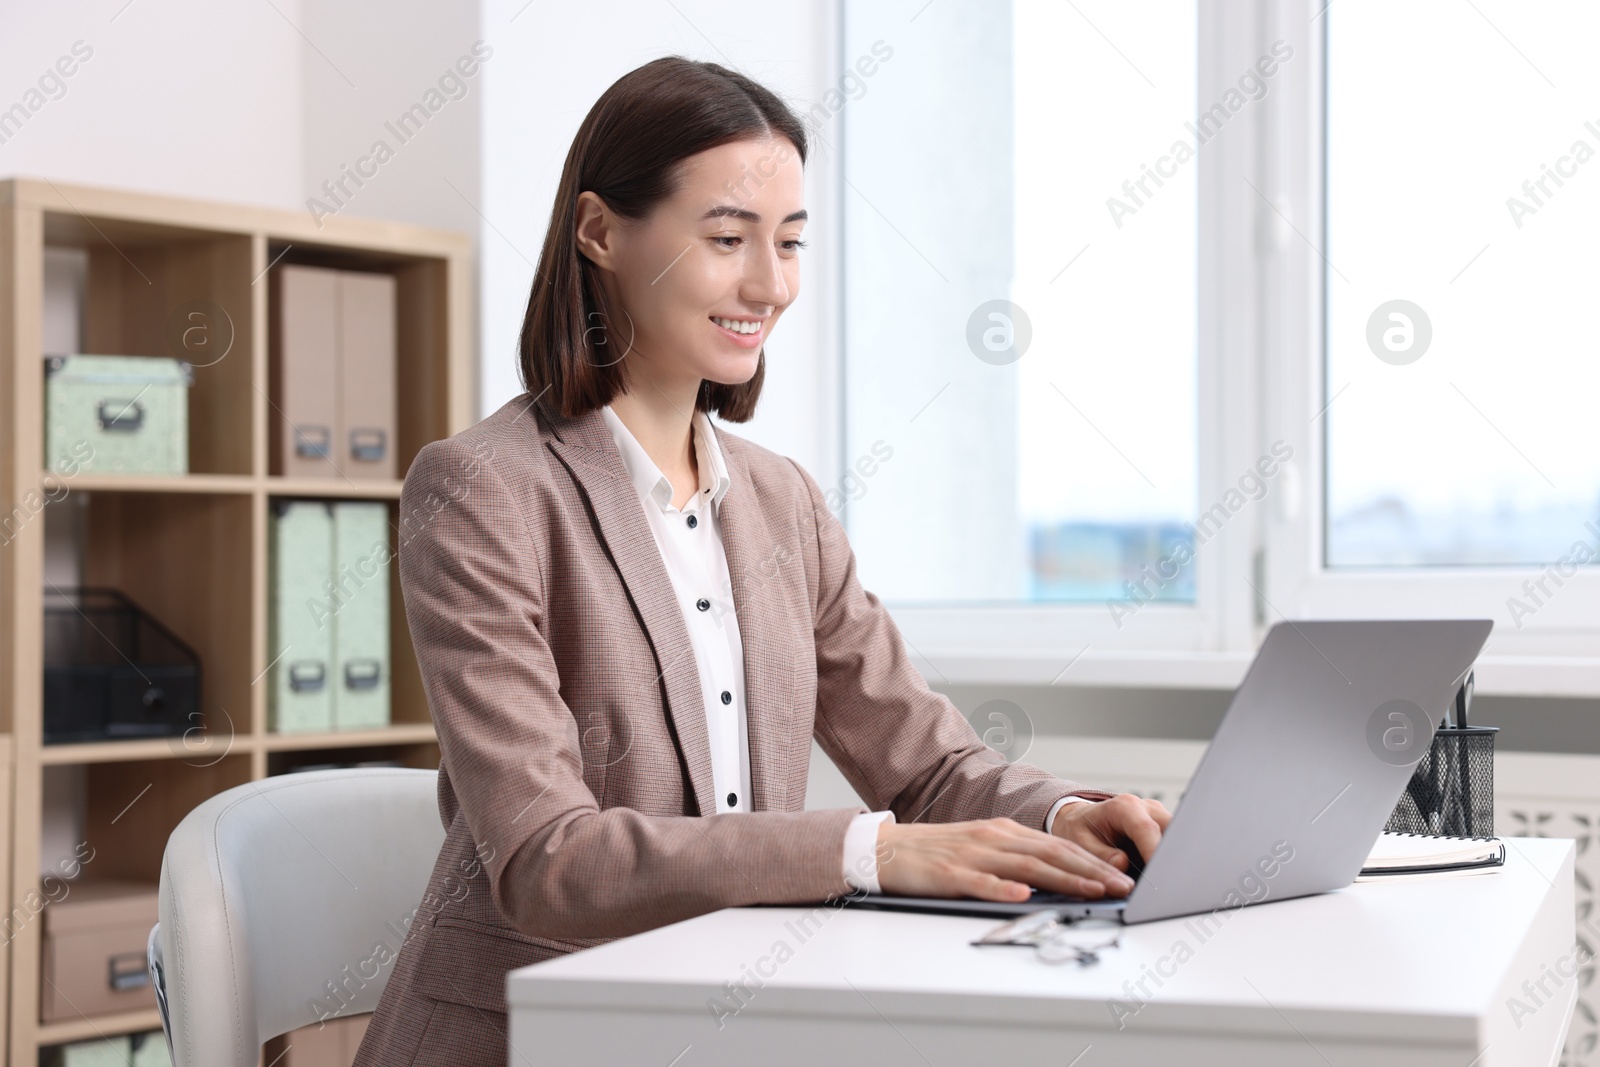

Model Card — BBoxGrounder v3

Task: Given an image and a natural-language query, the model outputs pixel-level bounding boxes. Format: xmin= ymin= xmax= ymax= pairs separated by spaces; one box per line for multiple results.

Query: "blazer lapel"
xmin=715 ymin=442 xmax=794 ymax=814
xmin=539 ymin=403 xmax=718 ymax=818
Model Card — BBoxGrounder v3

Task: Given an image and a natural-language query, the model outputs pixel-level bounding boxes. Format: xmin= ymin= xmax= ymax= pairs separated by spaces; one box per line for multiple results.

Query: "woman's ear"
xmin=574 ymin=190 xmax=619 ymax=270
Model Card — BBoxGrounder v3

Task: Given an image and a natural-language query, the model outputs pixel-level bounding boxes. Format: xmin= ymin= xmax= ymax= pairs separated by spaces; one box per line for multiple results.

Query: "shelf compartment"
xmin=52 ymin=489 xmax=254 ymax=750
xmin=46 ymin=225 xmax=257 ymax=477
xmin=82 ymin=755 xmax=253 ymax=885
xmin=266 ymin=242 xmax=453 ymax=481
xmin=264 ymin=496 xmax=429 ymax=736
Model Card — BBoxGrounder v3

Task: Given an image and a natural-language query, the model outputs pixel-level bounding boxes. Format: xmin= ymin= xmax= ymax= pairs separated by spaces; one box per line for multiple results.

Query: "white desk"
xmin=507 ymin=838 xmax=1578 ymax=1066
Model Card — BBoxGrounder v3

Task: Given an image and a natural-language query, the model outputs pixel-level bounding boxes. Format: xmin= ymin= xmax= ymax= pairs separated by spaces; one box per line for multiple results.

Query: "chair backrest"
xmin=152 ymin=768 xmax=443 ymax=1067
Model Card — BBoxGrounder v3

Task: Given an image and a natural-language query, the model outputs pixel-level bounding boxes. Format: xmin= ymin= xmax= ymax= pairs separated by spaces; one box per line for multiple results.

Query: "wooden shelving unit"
xmin=0 ymin=177 xmax=473 ymax=1065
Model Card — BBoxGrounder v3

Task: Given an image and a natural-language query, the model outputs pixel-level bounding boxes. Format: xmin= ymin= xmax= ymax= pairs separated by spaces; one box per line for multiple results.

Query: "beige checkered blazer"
xmin=352 ymin=394 xmax=1114 ymax=1066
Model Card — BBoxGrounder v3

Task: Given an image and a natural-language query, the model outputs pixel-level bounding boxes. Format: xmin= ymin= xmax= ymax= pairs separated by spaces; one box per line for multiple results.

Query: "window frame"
xmin=840 ymin=0 xmax=1600 ymax=695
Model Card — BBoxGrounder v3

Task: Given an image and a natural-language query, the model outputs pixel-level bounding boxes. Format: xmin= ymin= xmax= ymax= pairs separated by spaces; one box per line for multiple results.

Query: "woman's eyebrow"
xmin=700 ymin=206 xmax=808 ymax=224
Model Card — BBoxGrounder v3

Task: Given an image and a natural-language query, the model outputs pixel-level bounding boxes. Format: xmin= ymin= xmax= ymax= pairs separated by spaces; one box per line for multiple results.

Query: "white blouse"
xmin=599 ymin=404 xmax=1084 ymax=894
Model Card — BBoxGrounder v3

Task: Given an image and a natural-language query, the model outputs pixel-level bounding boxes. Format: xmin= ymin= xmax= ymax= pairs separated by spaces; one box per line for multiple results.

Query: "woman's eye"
xmin=713 ymin=236 xmax=808 ymax=251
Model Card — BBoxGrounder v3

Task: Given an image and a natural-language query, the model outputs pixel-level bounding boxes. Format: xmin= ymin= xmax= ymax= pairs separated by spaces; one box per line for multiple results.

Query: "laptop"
xmin=846 ymin=618 xmax=1493 ymax=925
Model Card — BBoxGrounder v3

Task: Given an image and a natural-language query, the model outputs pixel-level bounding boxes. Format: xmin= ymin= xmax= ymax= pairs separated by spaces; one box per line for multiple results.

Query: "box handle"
xmin=349 ymin=427 xmax=387 ymax=462
xmin=97 ymin=399 xmax=145 ymax=433
xmin=288 ymin=661 xmax=326 ymax=692
xmin=345 ymin=658 xmax=382 ymax=690
xmin=295 ymin=424 xmax=331 ymax=459
xmin=109 ymin=952 xmax=150 ymax=991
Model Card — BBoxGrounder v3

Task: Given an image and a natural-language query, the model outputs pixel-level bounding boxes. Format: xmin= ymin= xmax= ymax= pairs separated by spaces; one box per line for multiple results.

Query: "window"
xmin=840 ymin=0 xmax=1198 ymax=605
xmin=1325 ymin=1 xmax=1600 ymax=569
xmin=834 ymin=0 xmax=1600 ymax=684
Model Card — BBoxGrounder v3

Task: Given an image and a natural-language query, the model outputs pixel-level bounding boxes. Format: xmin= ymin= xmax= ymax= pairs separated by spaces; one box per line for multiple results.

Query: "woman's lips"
xmin=710 ymin=317 xmax=764 ymax=348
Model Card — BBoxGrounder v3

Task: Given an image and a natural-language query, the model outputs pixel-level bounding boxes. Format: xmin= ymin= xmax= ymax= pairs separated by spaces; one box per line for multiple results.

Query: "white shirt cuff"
xmin=1046 ymin=794 xmax=1097 ymax=835
xmin=841 ymin=810 xmax=896 ymax=893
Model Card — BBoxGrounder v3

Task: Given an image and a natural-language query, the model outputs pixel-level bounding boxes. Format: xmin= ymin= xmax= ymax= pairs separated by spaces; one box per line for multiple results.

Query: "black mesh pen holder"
xmin=1385 ymin=671 xmax=1497 ymax=838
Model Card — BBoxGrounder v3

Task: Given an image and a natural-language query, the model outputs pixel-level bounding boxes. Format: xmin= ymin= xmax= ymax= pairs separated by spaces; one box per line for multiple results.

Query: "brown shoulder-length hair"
xmin=519 ymin=56 xmax=809 ymax=423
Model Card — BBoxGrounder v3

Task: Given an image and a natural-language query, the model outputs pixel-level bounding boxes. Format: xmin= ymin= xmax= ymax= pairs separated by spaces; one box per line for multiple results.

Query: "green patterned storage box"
xmin=45 ymin=354 xmax=192 ymax=475
xmin=331 ymin=501 xmax=391 ymax=730
xmin=269 ymin=500 xmax=334 ymax=733
xmin=268 ymin=499 xmax=392 ymax=733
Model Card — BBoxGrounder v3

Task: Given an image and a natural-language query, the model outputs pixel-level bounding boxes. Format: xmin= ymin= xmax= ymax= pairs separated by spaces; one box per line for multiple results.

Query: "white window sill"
xmin=907 ymin=648 xmax=1600 ymax=698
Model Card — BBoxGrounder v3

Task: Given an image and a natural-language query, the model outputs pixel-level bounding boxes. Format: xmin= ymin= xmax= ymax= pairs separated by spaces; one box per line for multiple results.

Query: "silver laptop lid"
xmin=1121 ymin=618 xmax=1492 ymax=924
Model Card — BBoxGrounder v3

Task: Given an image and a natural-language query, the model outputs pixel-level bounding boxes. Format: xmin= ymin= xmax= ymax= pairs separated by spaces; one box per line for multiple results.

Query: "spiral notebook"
xmin=1354 ymin=831 xmax=1506 ymax=880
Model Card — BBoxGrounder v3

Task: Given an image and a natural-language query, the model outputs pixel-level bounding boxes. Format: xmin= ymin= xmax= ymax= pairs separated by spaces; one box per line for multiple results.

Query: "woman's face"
xmin=581 ymin=135 xmax=807 ymax=393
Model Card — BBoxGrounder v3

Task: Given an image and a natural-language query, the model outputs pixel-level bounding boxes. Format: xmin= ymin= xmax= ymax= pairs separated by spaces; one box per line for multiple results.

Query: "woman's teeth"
xmin=713 ymin=317 xmax=761 ymax=334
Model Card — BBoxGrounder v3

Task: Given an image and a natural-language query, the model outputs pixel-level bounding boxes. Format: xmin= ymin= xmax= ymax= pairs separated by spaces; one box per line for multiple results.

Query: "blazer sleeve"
xmin=398 ymin=440 xmax=865 ymax=942
xmin=788 ymin=459 xmax=1115 ymax=831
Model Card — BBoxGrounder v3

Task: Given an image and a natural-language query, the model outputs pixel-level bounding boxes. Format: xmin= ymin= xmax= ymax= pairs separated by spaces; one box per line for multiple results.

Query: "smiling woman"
xmin=353 ymin=54 xmax=1162 ymax=1067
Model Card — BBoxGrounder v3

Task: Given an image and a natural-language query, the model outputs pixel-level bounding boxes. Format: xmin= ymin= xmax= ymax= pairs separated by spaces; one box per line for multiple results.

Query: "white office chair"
xmin=147 ymin=768 xmax=444 ymax=1067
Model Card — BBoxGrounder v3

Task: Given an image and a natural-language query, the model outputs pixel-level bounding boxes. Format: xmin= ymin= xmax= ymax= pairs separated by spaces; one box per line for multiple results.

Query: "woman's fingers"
xmin=999 ymin=821 xmax=1133 ymax=888
xmin=957 ymin=868 xmax=1034 ymax=903
xmin=980 ymin=852 xmax=1112 ymax=899
xmin=961 ymin=821 xmax=1131 ymax=900
xmin=1145 ymin=797 xmax=1174 ymax=828
xmin=1070 ymin=794 xmax=1171 ymax=869
xmin=875 ymin=817 xmax=1148 ymax=902
xmin=1077 ymin=835 xmax=1134 ymax=870
xmin=1110 ymin=797 xmax=1168 ymax=868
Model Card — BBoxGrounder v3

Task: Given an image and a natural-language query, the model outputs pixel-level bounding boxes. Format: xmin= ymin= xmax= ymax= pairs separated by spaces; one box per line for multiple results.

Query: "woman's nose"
xmin=743 ymin=246 xmax=790 ymax=306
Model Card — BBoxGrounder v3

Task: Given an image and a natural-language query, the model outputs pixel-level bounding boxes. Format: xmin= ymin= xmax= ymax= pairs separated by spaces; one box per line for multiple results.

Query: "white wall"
xmin=0 ymin=0 xmax=483 ymax=258
xmin=296 ymin=2 xmax=485 ymax=237
xmin=0 ymin=1 xmax=304 ymax=208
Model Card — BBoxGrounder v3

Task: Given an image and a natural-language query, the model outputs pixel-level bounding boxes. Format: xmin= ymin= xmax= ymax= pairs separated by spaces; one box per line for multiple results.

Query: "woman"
xmin=355 ymin=56 xmax=1170 ymax=1065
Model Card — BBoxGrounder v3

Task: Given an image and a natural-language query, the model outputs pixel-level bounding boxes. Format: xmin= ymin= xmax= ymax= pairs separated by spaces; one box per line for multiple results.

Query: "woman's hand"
xmin=875 ymin=809 xmax=1141 ymax=903
xmin=1048 ymin=793 xmax=1172 ymax=883
xmin=873 ymin=795 xmax=1171 ymax=903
